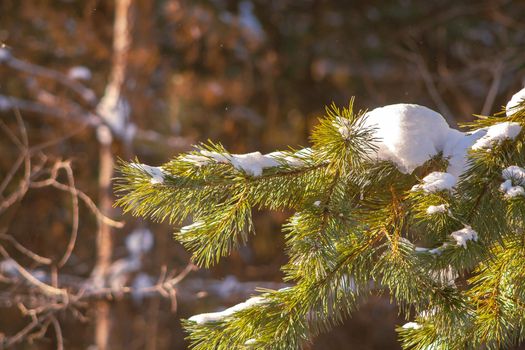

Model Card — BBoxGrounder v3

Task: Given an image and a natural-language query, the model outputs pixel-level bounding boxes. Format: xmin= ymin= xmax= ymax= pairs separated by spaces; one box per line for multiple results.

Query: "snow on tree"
xmin=115 ymin=91 xmax=525 ymax=349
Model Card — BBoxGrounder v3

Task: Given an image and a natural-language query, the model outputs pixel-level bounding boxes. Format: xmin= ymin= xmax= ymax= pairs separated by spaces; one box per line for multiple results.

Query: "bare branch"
xmin=0 ymin=233 xmax=52 ymax=265
xmin=56 ymin=162 xmax=79 ymax=268
xmin=481 ymin=60 xmax=504 ymax=116
xmin=1 ymin=51 xmax=97 ymax=105
xmin=50 ymin=316 xmax=64 ymax=350
xmin=0 ymin=245 xmax=67 ymax=297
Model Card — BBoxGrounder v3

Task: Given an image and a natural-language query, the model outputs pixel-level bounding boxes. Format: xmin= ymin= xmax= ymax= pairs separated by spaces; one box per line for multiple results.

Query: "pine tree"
xmin=115 ymin=88 xmax=525 ymax=349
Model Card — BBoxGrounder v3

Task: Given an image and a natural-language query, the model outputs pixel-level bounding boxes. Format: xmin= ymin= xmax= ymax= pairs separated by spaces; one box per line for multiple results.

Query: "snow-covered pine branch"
xmin=116 ymin=86 xmax=525 ymax=350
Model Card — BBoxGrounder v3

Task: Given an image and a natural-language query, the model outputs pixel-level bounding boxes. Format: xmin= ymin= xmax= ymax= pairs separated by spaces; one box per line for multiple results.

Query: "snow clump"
xmin=188 ymin=296 xmax=266 ymax=324
xmin=0 ymin=95 xmax=12 ymax=111
xmin=402 ymin=322 xmax=422 ymax=330
xmin=130 ymin=163 xmax=166 ymax=184
xmin=450 ymin=226 xmax=478 ymax=248
xmin=131 ymin=273 xmax=155 ymax=303
xmin=500 ymin=165 xmax=525 ymax=198
xmin=67 ymin=66 xmax=92 ymax=81
xmin=413 ymin=172 xmax=457 ymax=193
xmin=471 ymin=122 xmax=521 ymax=150
xmin=182 ymin=148 xmax=312 ymax=176
xmin=229 ymin=152 xmax=280 ymax=176
xmin=126 ymin=227 xmax=154 ymax=256
xmin=337 ymin=102 xmax=522 ymax=182
xmin=180 ymin=220 xmax=205 ymax=234
xmin=426 ymin=204 xmax=447 ymax=215
xmin=359 ymin=104 xmax=453 ymax=174
xmin=506 ymin=87 xmax=525 ymax=116
xmin=0 ymin=47 xmax=11 ymax=62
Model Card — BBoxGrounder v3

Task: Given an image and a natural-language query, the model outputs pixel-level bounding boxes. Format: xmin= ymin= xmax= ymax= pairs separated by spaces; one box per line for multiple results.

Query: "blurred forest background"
xmin=1 ymin=0 xmax=525 ymax=349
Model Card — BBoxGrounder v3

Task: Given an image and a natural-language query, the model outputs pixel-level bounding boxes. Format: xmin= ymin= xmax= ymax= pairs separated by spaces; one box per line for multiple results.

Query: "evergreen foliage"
xmin=115 ymin=94 xmax=525 ymax=349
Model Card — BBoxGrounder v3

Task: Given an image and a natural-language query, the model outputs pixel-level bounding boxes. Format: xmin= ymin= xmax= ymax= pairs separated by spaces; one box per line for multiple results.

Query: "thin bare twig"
xmin=3 ymin=53 xmax=97 ymax=105
xmin=3 ymin=316 xmax=40 ymax=348
xmin=50 ymin=315 xmax=64 ymax=350
xmin=0 ymin=233 xmax=52 ymax=265
xmin=481 ymin=60 xmax=504 ymax=116
xmin=410 ymin=49 xmax=456 ymax=126
xmin=57 ymin=162 xmax=79 ymax=268
xmin=0 ymin=245 xmax=67 ymax=297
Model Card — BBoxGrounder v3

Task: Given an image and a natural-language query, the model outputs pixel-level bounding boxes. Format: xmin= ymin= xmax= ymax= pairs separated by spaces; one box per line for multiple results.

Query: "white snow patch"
xmin=96 ymin=88 xmax=133 ymax=140
xmin=131 ymin=273 xmax=154 ymax=303
xmin=426 ymin=204 xmax=447 ymax=215
xmin=130 ymin=163 xmax=165 ymax=184
xmin=429 ymin=245 xmax=446 ymax=255
xmin=500 ymin=166 xmax=525 ymax=198
xmin=182 ymin=150 xmax=231 ymax=166
xmin=265 ymin=149 xmax=310 ymax=167
xmin=443 ymin=128 xmax=487 ymax=177
xmin=450 ymin=226 xmax=478 ymax=248
xmin=415 ymin=244 xmax=446 ymax=255
xmin=239 ymin=1 xmax=264 ymax=41
xmin=505 ymin=186 xmax=525 ymax=198
xmin=183 ymin=148 xmax=311 ymax=175
xmin=0 ymin=48 xmax=11 ymax=62
xmin=108 ymin=257 xmax=141 ymax=289
xmin=343 ymin=103 xmax=521 ymax=177
xmin=500 ymin=179 xmax=513 ymax=193
xmin=472 ymin=122 xmax=521 ymax=150
xmin=68 ymin=66 xmax=92 ymax=81
xmin=414 ymin=172 xmax=457 ymax=193
xmin=506 ymin=87 xmax=525 ymax=116
xmin=126 ymin=227 xmax=154 ymax=256
xmin=0 ymin=259 xmax=18 ymax=276
xmin=334 ymin=116 xmax=353 ymax=140
xmin=502 ymin=165 xmax=525 ymax=184
xmin=188 ymin=296 xmax=266 ymax=324
xmin=182 ymin=154 xmax=213 ymax=166
xmin=230 ymin=151 xmax=280 ymax=176
xmin=213 ymin=275 xmax=240 ymax=298
xmin=180 ymin=220 xmax=205 ymax=234
xmin=360 ymin=104 xmax=453 ymax=174
xmin=244 ymin=339 xmax=257 ymax=345
xmin=201 ymin=151 xmax=231 ymax=163
xmin=402 ymin=322 xmax=422 ymax=330
xmin=0 ymin=95 xmax=12 ymax=111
